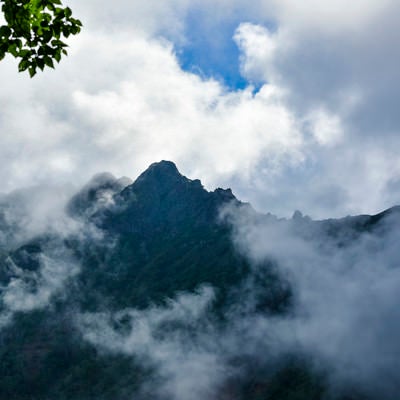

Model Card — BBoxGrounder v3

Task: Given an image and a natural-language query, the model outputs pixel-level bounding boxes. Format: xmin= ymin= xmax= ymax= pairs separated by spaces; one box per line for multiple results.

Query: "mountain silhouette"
xmin=0 ymin=161 xmax=398 ymax=400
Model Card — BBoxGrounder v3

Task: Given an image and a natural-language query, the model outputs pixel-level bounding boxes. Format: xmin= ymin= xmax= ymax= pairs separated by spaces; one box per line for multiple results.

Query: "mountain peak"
xmin=109 ymin=161 xmax=239 ymax=234
xmin=132 ymin=160 xmax=184 ymax=187
xmin=148 ymin=160 xmax=179 ymax=174
xmin=125 ymin=160 xmax=198 ymax=196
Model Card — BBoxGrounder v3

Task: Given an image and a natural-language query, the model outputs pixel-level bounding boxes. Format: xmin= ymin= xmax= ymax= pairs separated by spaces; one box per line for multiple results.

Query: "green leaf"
xmin=36 ymin=57 xmax=45 ymax=70
xmin=0 ymin=25 xmax=12 ymax=37
xmin=0 ymin=0 xmax=82 ymax=76
xmin=44 ymin=55 xmax=54 ymax=68
xmin=62 ymin=26 xmax=70 ymax=37
xmin=18 ymin=58 xmax=30 ymax=72
xmin=64 ymin=7 xmax=72 ymax=18
xmin=28 ymin=65 xmax=37 ymax=77
xmin=8 ymin=43 xmax=18 ymax=57
xmin=54 ymin=49 xmax=61 ymax=62
xmin=18 ymin=49 xmax=30 ymax=57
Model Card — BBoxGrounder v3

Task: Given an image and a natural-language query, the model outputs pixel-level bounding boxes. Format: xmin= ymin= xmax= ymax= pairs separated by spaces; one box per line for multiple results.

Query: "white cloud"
xmin=234 ymin=23 xmax=280 ymax=83
xmin=71 ymin=44 xmax=303 ymax=184
xmin=270 ymin=0 xmax=397 ymax=35
xmin=0 ymin=0 xmax=399 ymax=218
xmin=68 ymin=0 xmax=191 ymax=40
xmin=224 ymin=202 xmax=400 ymax=398
xmin=3 ymin=251 xmax=79 ymax=312
xmin=0 ymin=29 xmax=304 ymax=196
xmin=78 ymin=286 xmax=231 ymax=400
xmin=306 ymin=108 xmax=343 ymax=146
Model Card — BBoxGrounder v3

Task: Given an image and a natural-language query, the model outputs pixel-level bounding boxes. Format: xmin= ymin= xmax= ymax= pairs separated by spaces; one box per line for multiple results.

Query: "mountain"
xmin=0 ymin=161 xmax=398 ymax=400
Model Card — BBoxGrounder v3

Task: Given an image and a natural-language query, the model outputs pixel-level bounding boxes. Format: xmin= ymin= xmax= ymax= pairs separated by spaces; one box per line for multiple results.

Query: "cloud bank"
xmin=226 ymin=203 xmax=400 ymax=398
xmin=0 ymin=0 xmax=399 ymax=219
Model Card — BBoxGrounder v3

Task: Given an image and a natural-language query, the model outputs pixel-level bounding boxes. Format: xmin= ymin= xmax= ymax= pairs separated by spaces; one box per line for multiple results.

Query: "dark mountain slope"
xmin=0 ymin=161 xmax=398 ymax=400
xmin=67 ymin=161 xmax=261 ymax=311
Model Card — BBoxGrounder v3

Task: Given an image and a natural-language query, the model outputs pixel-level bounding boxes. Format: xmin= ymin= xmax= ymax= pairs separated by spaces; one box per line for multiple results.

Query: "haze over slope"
xmin=0 ymin=161 xmax=399 ymax=400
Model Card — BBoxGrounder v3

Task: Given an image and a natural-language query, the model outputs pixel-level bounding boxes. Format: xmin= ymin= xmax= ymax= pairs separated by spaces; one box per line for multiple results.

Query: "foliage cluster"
xmin=0 ymin=0 xmax=81 ymax=76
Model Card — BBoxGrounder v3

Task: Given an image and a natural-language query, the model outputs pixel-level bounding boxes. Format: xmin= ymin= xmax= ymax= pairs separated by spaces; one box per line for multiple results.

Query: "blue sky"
xmin=176 ymin=6 xmax=276 ymax=91
xmin=177 ymin=9 xmax=252 ymax=90
xmin=0 ymin=0 xmax=399 ymax=218
xmin=178 ymin=22 xmax=248 ymax=90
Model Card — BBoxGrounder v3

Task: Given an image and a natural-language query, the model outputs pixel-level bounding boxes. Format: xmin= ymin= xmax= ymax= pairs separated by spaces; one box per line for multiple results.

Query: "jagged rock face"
xmin=99 ymin=162 xmax=238 ymax=237
xmin=71 ymin=161 xmax=251 ymax=310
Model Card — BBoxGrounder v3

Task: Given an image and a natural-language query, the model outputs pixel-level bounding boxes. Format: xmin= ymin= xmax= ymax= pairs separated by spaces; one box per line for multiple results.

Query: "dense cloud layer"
xmin=226 ymin=204 xmax=400 ymax=398
xmin=0 ymin=1 xmax=399 ymax=217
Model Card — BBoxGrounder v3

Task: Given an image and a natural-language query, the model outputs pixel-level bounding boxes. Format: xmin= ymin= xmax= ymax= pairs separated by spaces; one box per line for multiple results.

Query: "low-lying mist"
xmin=77 ymin=203 xmax=400 ymax=399
xmin=1 ymin=170 xmax=399 ymax=400
xmin=225 ymin=204 xmax=400 ymax=398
